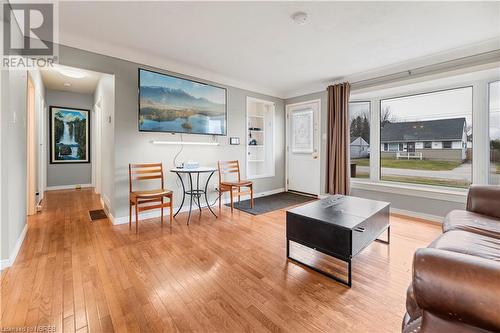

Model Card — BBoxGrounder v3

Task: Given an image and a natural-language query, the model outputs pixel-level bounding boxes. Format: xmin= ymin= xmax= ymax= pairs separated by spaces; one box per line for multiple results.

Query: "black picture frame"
xmin=49 ymin=105 xmax=91 ymax=164
xmin=138 ymin=68 xmax=228 ymax=136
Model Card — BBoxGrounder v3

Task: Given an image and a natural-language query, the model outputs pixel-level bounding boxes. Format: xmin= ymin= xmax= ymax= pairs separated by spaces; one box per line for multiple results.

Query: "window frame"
xmin=348 ymin=69 xmax=500 ymax=197
xmin=348 ymin=100 xmax=371 ymax=179
xmin=377 ymin=85 xmax=473 ymax=188
xmin=488 ymin=80 xmax=500 ymax=184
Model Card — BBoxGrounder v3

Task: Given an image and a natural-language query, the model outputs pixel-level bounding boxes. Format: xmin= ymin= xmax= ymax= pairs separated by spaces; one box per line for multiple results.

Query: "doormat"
xmin=89 ymin=209 xmax=108 ymax=221
xmin=225 ymin=191 xmax=316 ymax=215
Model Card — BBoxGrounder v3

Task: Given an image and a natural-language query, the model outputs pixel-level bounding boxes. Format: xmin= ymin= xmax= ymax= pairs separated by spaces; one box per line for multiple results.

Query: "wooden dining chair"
xmin=217 ymin=160 xmax=254 ymax=212
xmin=129 ymin=163 xmax=173 ymax=233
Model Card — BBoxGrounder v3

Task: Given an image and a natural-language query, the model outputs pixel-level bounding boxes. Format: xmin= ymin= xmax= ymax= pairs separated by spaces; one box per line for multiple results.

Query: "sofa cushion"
xmin=429 ymin=230 xmax=500 ymax=262
xmin=443 ymin=210 xmax=500 ymax=239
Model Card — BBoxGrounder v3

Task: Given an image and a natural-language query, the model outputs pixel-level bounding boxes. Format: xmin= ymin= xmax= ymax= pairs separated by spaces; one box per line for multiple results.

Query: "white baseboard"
xmin=46 ymin=183 xmax=93 ymax=191
xmin=0 ymin=223 xmax=28 ymax=270
xmin=391 ymin=207 xmax=443 ymax=223
xmin=111 ymin=187 xmax=285 ymax=225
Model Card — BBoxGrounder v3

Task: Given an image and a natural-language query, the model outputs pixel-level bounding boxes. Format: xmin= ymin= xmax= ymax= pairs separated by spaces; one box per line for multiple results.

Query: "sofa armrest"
xmin=412 ymin=248 xmax=500 ymax=332
xmin=466 ymin=185 xmax=500 ymax=219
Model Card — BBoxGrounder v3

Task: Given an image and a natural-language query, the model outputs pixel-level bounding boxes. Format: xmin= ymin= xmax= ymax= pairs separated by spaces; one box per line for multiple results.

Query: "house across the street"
xmin=380 ymin=117 xmax=467 ymax=161
xmin=350 ymin=136 xmax=370 ymax=158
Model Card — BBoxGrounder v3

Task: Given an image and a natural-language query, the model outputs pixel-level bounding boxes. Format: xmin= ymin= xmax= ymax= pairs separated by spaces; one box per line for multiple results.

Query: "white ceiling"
xmin=57 ymin=1 xmax=500 ymax=98
xmin=40 ymin=65 xmax=101 ymax=94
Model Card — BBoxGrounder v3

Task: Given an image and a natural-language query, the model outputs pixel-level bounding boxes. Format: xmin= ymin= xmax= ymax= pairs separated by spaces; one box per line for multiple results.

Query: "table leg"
xmin=375 ymin=226 xmax=391 ymax=244
xmin=286 ymin=238 xmax=289 ymax=258
xmin=204 ymin=171 xmax=217 ymax=218
xmin=187 ymin=173 xmax=193 ymax=224
xmin=196 ymin=172 xmax=202 ymax=211
xmin=174 ymin=172 xmax=185 ymax=217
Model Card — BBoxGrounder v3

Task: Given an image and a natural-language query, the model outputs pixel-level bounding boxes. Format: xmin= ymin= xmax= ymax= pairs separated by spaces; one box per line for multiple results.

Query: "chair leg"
xmin=135 ymin=200 xmax=139 ymax=234
xmin=230 ymin=187 xmax=234 ymax=213
xmin=169 ymin=196 xmax=173 ymax=227
xmin=250 ymin=185 xmax=254 ymax=208
xmin=129 ymin=202 xmax=132 ymax=230
xmin=160 ymin=197 xmax=164 ymax=227
xmin=219 ymin=189 xmax=222 ymax=210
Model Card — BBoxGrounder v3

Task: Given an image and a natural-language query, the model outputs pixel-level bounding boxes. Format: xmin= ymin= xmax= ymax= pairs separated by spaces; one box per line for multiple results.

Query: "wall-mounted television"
xmin=138 ymin=68 xmax=227 ymax=135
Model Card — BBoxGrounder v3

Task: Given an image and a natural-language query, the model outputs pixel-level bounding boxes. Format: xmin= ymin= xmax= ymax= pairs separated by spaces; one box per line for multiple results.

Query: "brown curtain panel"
xmin=326 ymin=82 xmax=351 ymax=195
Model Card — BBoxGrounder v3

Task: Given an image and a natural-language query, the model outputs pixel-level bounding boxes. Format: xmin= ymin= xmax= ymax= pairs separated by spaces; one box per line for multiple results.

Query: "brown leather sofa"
xmin=402 ymin=185 xmax=500 ymax=333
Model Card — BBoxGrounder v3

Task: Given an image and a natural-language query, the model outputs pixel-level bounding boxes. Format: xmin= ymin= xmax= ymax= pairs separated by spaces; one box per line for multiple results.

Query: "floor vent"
xmin=89 ymin=209 xmax=107 ymax=221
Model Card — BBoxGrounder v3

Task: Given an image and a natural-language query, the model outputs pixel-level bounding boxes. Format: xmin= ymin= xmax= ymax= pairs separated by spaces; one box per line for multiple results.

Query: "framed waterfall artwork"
xmin=49 ymin=106 xmax=90 ymax=164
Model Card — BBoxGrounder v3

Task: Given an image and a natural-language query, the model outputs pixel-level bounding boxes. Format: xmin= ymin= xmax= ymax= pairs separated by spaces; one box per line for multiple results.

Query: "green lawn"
xmin=496 ymin=163 xmax=500 ymax=174
xmin=352 ymin=158 xmax=462 ymax=171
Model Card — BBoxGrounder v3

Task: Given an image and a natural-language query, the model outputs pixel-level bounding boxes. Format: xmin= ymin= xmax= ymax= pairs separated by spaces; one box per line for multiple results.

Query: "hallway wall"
xmin=45 ymin=90 xmax=94 ymax=188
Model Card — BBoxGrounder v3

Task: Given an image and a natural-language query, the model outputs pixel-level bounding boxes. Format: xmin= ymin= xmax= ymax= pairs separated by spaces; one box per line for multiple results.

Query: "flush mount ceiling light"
xmin=292 ymin=12 xmax=308 ymax=25
xmin=55 ymin=64 xmax=88 ymax=79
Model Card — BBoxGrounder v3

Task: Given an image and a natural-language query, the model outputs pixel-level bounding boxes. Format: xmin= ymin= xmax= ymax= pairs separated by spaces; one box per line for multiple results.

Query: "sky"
xmin=381 ymin=86 xmax=473 ymax=125
xmin=140 ymin=69 xmax=226 ymax=104
xmin=350 ymin=101 xmax=370 ymax=121
xmin=55 ymin=109 xmax=87 ymax=122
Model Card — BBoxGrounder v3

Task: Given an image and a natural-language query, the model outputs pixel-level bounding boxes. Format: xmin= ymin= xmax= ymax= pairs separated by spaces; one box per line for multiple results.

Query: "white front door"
xmin=286 ymin=100 xmax=321 ymax=196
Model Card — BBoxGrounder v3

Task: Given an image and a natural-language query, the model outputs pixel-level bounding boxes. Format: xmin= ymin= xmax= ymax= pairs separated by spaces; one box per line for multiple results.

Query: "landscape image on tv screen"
xmin=138 ymin=69 xmax=227 ymax=135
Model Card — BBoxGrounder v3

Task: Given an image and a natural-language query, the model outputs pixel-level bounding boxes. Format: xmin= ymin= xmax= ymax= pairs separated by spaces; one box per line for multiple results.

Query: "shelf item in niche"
xmin=229 ymin=137 xmax=240 ymax=145
xmin=249 ymin=139 xmax=258 ymax=146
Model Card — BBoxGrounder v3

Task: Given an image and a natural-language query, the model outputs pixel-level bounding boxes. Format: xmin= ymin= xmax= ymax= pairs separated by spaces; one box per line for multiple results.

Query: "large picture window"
xmin=490 ymin=81 xmax=500 ymax=185
xmin=349 ymin=101 xmax=370 ymax=179
xmin=380 ymin=87 xmax=472 ymax=188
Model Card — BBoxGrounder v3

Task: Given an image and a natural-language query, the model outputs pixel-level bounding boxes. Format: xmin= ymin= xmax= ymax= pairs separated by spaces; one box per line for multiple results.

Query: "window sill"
xmin=350 ymin=179 xmax=468 ymax=203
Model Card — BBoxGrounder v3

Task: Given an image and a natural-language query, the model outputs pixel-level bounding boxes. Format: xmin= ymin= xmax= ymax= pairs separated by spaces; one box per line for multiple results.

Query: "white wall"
xmin=93 ymin=74 xmax=115 ymax=212
xmin=1 ymin=70 xmax=28 ymax=264
xmin=28 ymin=70 xmax=46 ymax=202
xmin=1 ymin=5 xmax=29 ymax=267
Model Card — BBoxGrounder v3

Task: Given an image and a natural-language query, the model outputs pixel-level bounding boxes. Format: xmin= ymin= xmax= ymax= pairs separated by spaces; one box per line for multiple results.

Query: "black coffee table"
xmin=286 ymin=195 xmax=390 ymax=287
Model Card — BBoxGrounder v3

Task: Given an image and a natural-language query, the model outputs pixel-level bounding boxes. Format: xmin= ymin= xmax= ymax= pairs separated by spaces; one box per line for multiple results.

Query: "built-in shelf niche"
xmin=246 ymin=97 xmax=275 ymax=179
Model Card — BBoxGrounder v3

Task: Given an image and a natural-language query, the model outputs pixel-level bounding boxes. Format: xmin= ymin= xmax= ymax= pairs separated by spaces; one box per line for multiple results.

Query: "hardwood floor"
xmin=1 ymin=189 xmax=441 ymax=333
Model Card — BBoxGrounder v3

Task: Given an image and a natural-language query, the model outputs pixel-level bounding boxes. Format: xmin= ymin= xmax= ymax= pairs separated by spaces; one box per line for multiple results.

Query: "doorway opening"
xmin=26 ymin=64 xmax=114 ymax=216
xmin=285 ymin=99 xmax=321 ymax=196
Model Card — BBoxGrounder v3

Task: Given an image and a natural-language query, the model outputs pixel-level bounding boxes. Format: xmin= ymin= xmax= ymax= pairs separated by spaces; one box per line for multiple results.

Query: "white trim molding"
xmin=111 ymin=187 xmax=285 ymax=225
xmin=46 ymin=183 xmax=93 ymax=191
xmin=0 ymin=223 xmax=28 ymax=270
xmin=351 ymin=179 xmax=468 ymax=204
xmin=391 ymin=208 xmax=444 ymax=224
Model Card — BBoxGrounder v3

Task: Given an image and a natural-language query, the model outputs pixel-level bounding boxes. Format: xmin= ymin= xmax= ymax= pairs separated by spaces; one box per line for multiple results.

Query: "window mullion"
xmin=473 ymin=80 xmax=489 ymax=184
xmin=371 ymin=98 xmax=380 ymax=182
